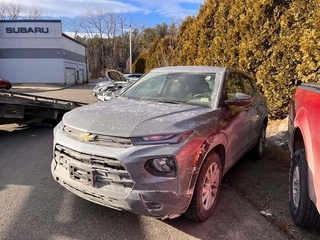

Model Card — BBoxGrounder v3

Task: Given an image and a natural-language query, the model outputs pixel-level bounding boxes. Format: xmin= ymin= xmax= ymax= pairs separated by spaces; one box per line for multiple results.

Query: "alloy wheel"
xmin=202 ymin=162 xmax=220 ymax=210
xmin=292 ymin=164 xmax=301 ymax=210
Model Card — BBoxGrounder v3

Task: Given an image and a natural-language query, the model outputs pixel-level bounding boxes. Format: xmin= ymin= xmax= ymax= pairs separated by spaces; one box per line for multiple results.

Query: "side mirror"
xmin=224 ymin=92 xmax=252 ymax=107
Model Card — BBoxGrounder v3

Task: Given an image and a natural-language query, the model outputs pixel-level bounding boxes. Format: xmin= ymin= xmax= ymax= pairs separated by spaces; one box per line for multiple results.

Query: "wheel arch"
xmin=183 ymin=143 xmax=225 ymax=221
xmin=291 ymin=111 xmax=319 ymax=212
xmin=201 ymin=133 xmax=227 ymax=174
xmin=196 ymin=143 xmax=226 ymax=179
xmin=292 ymin=127 xmax=305 ymax=154
xmin=188 ymin=140 xmax=226 ymax=197
xmin=293 ymin=108 xmax=310 ymax=156
xmin=263 ymin=116 xmax=268 ymax=127
xmin=208 ymin=144 xmax=226 ymax=174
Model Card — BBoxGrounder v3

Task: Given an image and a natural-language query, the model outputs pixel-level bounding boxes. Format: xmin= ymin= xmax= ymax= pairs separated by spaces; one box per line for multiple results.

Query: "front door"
xmin=223 ymin=72 xmax=252 ymax=167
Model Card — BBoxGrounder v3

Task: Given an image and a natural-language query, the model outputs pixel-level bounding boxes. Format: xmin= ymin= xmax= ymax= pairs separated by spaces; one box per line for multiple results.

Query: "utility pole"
xmin=129 ymin=24 xmax=132 ymax=74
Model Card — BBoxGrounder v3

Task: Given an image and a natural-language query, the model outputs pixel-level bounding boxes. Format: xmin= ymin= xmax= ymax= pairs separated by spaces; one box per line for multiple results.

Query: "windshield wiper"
xmin=157 ymin=99 xmax=182 ymax=104
xmin=137 ymin=97 xmax=182 ymax=104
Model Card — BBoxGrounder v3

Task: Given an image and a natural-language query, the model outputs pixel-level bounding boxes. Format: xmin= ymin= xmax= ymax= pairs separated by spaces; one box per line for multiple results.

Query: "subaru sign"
xmin=5 ymin=27 xmax=49 ymax=34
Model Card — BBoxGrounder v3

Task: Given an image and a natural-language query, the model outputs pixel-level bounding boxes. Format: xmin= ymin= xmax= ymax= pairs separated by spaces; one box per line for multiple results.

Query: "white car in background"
xmin=92 ymin=72 xmax=143 ymax=98
xmin=123 ymin=73 xmax=143 ymax=83
xmin=96 ymin=70 xmax=131 ymax=101
xmin=92 ymin=79 xmax=112 ymax=97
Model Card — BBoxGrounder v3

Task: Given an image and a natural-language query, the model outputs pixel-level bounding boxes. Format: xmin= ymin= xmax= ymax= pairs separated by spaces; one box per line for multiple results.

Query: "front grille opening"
xmin=54 ymin=144 xmax=134 ymax=191
xmin=55 ymin=144 xmax=125 ymax=169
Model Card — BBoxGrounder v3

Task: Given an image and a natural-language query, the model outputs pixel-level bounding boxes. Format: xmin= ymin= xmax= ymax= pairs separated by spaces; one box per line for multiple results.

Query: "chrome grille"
xmin=63 ymin=125 xmax=133 ymax=147
xmin=55 ymin=144 xmax=134 ymax=191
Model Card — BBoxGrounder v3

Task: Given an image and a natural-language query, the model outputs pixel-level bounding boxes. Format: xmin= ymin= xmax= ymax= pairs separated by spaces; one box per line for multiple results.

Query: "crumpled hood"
xmin=62 ymin=98 xmax=218 ymax=137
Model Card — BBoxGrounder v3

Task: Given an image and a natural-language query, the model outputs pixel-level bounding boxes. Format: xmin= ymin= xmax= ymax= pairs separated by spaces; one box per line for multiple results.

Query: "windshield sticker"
xmin=200 ymin=97 xmax=210 ymax=102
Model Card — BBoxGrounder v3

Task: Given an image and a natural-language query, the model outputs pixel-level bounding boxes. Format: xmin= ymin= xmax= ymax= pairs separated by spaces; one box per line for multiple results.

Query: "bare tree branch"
xmin=83 ymin=8 xmax=109 ymax=68
xmin=7 ymin=2 xmax=23 ymax=20
xmin=0 ymin=0 xmax=8 ymax=20
xmin=24 ymin=3 xmax=43 ymax=20
xmin=63 ymin=17 xmax=85 ymax=38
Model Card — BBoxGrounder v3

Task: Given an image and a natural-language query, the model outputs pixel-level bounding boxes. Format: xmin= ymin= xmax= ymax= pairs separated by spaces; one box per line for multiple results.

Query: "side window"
xmin=241 ymin=76 xmax=254 ymax=96
xmin=225 ymin=73 xmax=242 ymax=100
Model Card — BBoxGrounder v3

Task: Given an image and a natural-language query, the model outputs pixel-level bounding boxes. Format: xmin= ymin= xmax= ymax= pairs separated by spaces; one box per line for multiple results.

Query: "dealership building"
xmin=0 ymin=20 xmax=87 ymax=85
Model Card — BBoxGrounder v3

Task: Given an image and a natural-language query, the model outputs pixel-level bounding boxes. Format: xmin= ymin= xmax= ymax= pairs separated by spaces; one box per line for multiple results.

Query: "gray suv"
xmin=51 ymin=66 xmax=268 ymax=222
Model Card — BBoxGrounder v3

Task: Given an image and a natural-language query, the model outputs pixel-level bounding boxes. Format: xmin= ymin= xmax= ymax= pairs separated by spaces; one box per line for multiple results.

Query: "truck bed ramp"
xmin=0 ymin=91 xmax=87 ymax=125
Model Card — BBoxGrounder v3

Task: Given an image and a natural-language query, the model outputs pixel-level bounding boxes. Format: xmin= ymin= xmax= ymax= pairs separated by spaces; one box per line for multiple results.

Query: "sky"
xmin=6 ymin=0 xmax=205 ymax=28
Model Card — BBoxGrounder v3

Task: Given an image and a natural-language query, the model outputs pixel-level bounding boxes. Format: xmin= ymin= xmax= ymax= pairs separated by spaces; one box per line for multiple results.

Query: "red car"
xmin=288 ymin=83 xmax=320 ymax=228
xmin=0 ymin=77 xmax=12 ymax=90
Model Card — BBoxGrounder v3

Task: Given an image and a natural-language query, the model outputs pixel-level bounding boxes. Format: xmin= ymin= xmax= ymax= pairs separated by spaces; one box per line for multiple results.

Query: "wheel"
xmin=184 ymin=152 xmax=221 ymax=222
xmin=193 ymin=94 xmax=211 ymax=100
xmin=289 ymin=149 xmax=320 ymax=228
xmin=6 ymin=84 xmax=11 ymax=90
xmin=252 ymin=123 xmax=266 ymax=159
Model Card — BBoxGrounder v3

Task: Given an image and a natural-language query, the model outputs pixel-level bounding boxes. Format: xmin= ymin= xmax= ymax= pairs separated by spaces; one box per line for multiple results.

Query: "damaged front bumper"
xmin=51 ymin=130 xmax=198 ymax=219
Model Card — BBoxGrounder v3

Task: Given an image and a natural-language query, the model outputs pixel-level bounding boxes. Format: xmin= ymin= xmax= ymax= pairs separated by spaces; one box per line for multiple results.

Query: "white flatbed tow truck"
xmin=0 ymin=90 xmax=86 ymax=125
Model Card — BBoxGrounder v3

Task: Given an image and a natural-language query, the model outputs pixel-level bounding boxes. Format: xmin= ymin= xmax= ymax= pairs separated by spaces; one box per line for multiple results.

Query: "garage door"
xmin=79 ymin=69 xmax=84 ymax=83
xmin=65 ymin=68 xmax=75 ymax=84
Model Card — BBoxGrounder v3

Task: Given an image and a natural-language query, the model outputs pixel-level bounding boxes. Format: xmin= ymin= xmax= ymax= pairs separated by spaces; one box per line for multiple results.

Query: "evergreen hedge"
xmin=133 ymin=0 xmax=320 ymax=119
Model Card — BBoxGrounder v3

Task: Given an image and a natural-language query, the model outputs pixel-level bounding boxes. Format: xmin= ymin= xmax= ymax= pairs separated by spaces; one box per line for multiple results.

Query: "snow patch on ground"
xmin=266 ymin=118 xmax=288 ymax=148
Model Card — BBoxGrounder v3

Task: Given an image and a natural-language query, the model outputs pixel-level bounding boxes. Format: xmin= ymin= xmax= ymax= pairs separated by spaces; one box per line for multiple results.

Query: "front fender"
xmin=187 ymin=131 xmax=228 ymax=195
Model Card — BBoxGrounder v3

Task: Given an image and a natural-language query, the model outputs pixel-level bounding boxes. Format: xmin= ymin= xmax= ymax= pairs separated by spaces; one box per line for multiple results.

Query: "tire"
xmin=252 ymin=123 xmax=266 ymax=159
xmin=6 ymin=84 xmax=11 ymax=90
xmin=184 ymin=152 xmax=222 ymax=222
xmin=289 ymin=149 xmax=320 ymax=228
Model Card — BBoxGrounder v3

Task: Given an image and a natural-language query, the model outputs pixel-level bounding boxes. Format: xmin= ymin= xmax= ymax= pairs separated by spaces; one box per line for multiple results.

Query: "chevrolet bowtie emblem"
xmin=80 ymin=133 xmax=96 ymax=142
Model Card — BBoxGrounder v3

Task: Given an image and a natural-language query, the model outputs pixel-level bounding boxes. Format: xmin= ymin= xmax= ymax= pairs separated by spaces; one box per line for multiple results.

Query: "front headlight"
xmin=131 ymin=132 xmax=192 ymax=145
xmin=145 ymin=157 xmax=176 ymax=177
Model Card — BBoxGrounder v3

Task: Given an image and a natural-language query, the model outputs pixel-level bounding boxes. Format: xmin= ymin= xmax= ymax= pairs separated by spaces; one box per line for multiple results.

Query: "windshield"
xmin=121 ymin=71 xmax=221 ymax=108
